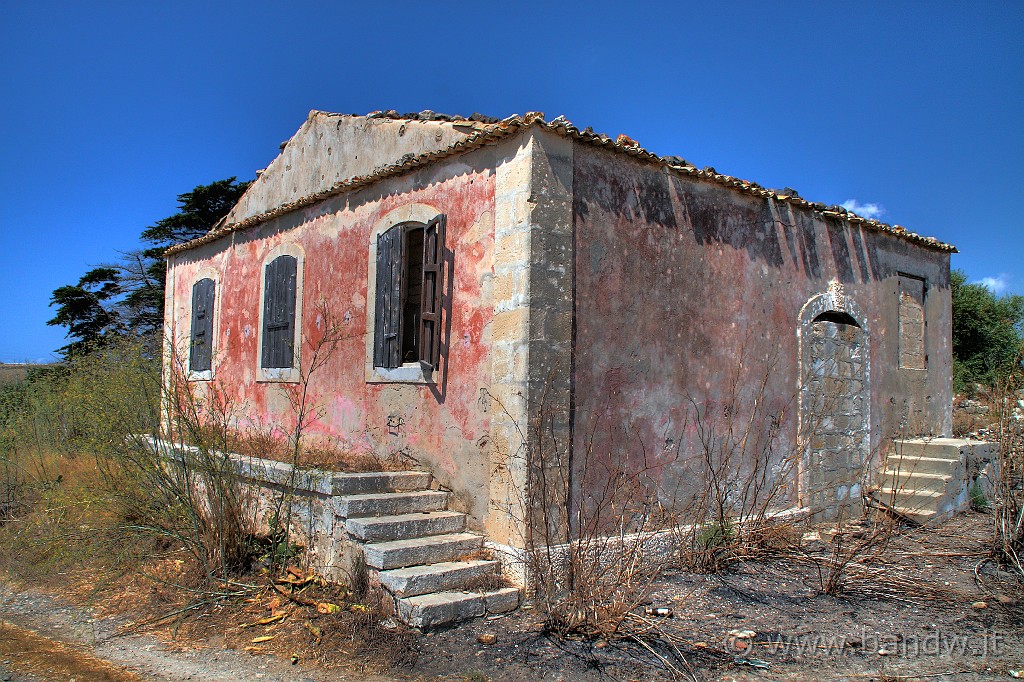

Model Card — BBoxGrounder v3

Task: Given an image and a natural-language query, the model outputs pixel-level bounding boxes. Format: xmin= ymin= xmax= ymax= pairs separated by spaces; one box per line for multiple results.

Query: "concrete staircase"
xmin=869 ymin=438 xmax=995 ymax=525
xmin=334 ymin=471 xmax=519 ymax=629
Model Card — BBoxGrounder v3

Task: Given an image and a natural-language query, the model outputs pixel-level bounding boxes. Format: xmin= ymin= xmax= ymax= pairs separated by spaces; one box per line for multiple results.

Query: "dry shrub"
xmin=117 ymin=343 xmax=261 ymax=580
xmin=493 ymin=349 xmax=805 ymax=640
xmin=489 ymin=379 xmax=674 ymax=640
xmin=677 ymin=353 xmax=799 ymax=572
xmin=797 ymin=512 xmax=901 ymax=595
xmin=952 ymin=408 xmax=988 ymax=438
xmin=0 ymin=451 xmax=30 ymax=525
xmin=991 ymin=348 xmax=1024 ymax=577
xmin=0 ymin=345 xmax=161 ymax=579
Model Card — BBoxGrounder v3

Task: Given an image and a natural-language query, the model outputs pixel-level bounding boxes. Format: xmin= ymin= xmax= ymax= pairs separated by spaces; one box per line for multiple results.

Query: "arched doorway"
xmin=798 ymin=284 xmax=870 ymax=519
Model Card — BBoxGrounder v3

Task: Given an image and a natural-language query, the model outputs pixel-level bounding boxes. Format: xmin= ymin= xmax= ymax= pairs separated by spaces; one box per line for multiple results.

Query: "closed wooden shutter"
xmin=418 ymin=215 xmax=446 ymax=369
xmin=189 ymin=278 xmax=215 ymax=372
xmin=261 ymin=255 xmax=297 ymax=369
xmin=374 ymin=228 xmax=403 ymax=369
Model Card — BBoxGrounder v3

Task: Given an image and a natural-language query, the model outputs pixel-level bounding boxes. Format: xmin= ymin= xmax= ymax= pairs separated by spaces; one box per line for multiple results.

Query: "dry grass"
xmin=0 ymin=448 xmax=127 ymax=580
xmin=0 ymin=365 xmax=31 ymax=387
xmin=223 ymin=431 xmax=418 ymax=473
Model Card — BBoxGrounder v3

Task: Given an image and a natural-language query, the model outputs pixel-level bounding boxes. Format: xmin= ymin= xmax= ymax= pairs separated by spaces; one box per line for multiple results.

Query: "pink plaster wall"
xmin=167 ymin=155 xmax=498 ymax=526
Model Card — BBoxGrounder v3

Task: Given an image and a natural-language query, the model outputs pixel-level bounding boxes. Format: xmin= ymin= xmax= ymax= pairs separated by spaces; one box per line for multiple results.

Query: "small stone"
xmin=878 ymin=648 xmax=890 ymax=656
xmin=477 ymin=632 xmax=497 ymax=645
xmin=594 ymin=639 xmax=608 ymax=649
xmin=972 ymin=601 xmax=988 ymax=610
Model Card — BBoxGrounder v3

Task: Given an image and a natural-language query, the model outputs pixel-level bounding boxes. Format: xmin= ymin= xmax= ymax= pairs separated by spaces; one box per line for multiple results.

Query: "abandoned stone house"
xmin=163 ymin=110 xmax=959 ymax=625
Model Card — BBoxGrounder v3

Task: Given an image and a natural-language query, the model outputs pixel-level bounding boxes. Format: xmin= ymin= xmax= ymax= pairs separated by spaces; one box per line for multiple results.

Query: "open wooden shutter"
xmin=261 ymin=255 xmax=297 ymax=369
xmin=189 ymin=278 xmax=215 ymax=372
xmin=418 ymin=214 xmax=446 ymax=370
xmin=373 ymin=228 xmax=403 ymax=369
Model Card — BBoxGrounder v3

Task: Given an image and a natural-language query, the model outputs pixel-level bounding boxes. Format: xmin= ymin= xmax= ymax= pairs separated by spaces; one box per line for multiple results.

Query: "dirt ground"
xmin=1 ymin=512 xmax=1021 ymax=682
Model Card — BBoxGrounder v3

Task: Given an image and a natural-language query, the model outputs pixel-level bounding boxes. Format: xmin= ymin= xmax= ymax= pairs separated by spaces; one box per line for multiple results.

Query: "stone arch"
xmin=797 ymin=281 xmax=871 ymax=518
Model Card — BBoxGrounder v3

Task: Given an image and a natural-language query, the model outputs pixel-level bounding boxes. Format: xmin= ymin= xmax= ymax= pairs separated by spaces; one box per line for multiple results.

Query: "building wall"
xmin=167 ymin=146 xmax=501 ymax=529
xmin=224 ymin=112 xmax=485 ymax=225
xmin=568 ymin=140 xmax=952 ymax=517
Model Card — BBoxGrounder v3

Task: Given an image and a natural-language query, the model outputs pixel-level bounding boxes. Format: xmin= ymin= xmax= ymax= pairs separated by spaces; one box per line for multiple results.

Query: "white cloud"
xmin=975 ymin=274 xmax=1011 ymax=295
xmin=841 ymin=199 xmax=885 ymax=220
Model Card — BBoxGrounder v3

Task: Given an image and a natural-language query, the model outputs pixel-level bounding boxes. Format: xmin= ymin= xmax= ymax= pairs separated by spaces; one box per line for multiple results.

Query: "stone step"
xmin=337 ymin=490 xmax=448 ymax=518
xmin=889 ymin=439 xmax=967 ymax=461
xmin=875 ymin=487 xmax=945 ymax=512
xmin=363 ymin=532 xmax=484 ymax=570
xmin=347 ymin=510 xmax=466 ymax=542
xmin=867 ymin=491 xmax=939 ymax=525
xmin=380 ymin=559 xmax=499 ymax=598
xmin=332 ymin=471 xmax=432 ymax=496
xmin=878 ymin=469 xmax=952 ymax=494
xmin=397 ymin=587 xmax=520 ymax=629
xmin=892 ymin=506 xmax=938 ymax=524
xmin=884 ymin=455 xmax=961 ymax=476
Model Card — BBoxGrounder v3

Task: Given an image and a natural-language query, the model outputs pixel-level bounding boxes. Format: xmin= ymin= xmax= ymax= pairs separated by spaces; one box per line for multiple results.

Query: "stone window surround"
xmin=256 ymin=242 xmax=305 ymax=384
xmin=187 ymin=265 xmax=221 ymax=382
xmin=364 ymin=203 xmax=442 ymax=384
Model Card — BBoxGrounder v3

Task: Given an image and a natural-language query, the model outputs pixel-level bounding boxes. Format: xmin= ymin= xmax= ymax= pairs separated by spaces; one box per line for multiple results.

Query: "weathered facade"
xmin=164 ymin=110 xmax=956 ymax=554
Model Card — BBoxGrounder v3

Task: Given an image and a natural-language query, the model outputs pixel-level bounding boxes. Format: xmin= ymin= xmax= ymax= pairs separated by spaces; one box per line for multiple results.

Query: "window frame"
xmin=188 ymin=277 xmax=216 ymax=379
xmin=186 ymin=268 xmax=220 ymax=382
xmin=364 ymin=204 xmax=446 ymax=384
xmin=257 ymin=244 xmax=305 ymax=383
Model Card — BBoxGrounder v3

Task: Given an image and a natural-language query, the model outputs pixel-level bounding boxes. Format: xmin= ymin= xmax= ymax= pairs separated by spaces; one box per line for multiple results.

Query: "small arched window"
xmin=261 ymin=255 xmax=298 ymax=369
xmin=189 ymin=278 xmax=215 ymax=374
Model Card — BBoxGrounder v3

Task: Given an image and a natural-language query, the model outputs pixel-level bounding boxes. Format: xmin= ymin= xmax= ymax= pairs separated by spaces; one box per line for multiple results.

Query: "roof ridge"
xmin=166 ymin=113 xmax=955 ymax=256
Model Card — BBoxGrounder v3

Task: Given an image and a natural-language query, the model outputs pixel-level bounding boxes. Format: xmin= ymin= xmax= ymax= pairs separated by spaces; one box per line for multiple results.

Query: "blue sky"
xmin=1 ymin=1 xmax=1021 ymax=363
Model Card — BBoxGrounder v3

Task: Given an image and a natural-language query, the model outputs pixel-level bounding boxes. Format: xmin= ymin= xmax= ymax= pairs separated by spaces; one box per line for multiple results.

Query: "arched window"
xmin=373 ymin=215 xmax=445 ymax=370
xmin=260 ymin=253 xmax=300 ymax=376
xmin=255 ymin=245 xmax=304 ymax=383
xmin=189 ymin=277 xmax=215 ymax=374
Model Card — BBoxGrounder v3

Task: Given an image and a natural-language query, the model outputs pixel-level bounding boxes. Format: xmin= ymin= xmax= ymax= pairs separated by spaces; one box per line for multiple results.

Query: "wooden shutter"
xmin=261 ymin=255 xmax=297 ymax=369
xmin=189 ymin=278 xmax=215 ymax=372
xmin=418 ymin=215 xmax=446 ymax=370
xmin=373 ymin=228 xmax=403 ymax=369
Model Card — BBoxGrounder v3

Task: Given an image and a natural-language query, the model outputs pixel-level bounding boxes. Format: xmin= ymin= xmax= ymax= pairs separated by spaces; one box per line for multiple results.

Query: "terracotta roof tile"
xmin=166 ymin=112 xmax=956 ymax=256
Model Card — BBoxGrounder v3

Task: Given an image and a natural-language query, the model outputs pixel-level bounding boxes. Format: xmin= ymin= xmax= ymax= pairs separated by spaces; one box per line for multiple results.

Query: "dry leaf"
xmin=317 ymin=602 xmax=340 ymax=614
xmin=257 ymin=613 xmax=287 ymax=625
xmin=251 ymin=635 xmax=275 ymax=643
